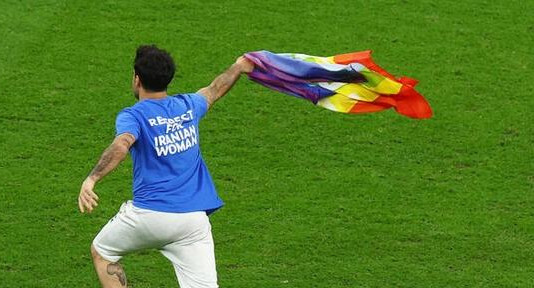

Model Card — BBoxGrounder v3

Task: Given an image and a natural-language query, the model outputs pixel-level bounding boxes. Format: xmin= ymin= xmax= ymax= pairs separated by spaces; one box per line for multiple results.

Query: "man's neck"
xmin=139 ymin=90 xmax=167 ymax=101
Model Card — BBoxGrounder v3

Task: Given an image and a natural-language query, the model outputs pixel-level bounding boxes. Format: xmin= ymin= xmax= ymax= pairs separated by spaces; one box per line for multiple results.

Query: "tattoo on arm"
xmin=107 ymin=262 xmax=127 ymax=287
xmin=88 ymin=133 xmax=135 ymax=182
xmin=199 ymin=63 xmax=243 ymax=108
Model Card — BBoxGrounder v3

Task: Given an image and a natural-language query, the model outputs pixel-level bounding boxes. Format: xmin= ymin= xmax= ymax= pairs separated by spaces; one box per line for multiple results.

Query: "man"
xmin=78 ymin=45 xmax=254 ymax=288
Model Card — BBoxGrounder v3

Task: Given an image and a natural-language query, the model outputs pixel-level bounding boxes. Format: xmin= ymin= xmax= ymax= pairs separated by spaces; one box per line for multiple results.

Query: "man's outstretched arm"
xmin=197 ymin=56 xmax=254 ymax=109
xmin=78 ymin=133 xmax=135 ymax=213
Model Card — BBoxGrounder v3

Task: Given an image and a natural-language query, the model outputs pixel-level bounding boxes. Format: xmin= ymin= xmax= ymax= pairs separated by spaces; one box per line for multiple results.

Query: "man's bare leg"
xmin=91 ymin=245 xmax=128 ymax=287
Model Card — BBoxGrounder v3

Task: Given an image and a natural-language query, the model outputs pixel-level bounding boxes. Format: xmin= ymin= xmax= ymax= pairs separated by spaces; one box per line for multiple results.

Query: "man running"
xmin=78 ymin=44 xmax=254 ymax=288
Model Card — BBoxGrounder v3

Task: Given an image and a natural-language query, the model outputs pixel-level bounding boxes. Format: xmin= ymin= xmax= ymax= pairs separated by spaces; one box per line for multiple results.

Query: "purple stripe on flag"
xmin=248 ymin=69 xmax=335 ymax=103
xmin=245 ymin=51 xmax=366 ymax=83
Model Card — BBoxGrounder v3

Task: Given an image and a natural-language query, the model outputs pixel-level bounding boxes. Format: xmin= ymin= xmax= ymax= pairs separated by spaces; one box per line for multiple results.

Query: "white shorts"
xmin=92 ymin=201 xmax=218 ymax=288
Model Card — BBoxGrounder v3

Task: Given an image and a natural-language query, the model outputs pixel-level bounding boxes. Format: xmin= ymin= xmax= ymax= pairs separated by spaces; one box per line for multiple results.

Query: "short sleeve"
xmin=115 ymin=109 xmax=140 ymax=140
xmin=188 ymin=93 xmax=209 ymax=119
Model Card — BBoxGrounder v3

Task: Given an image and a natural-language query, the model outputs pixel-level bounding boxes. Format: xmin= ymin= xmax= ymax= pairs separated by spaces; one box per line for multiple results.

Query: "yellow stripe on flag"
xmin=335 ymin=83 xmax=380 ymax=102
xmin=317 ymin=93 xmax=357 ymax=113
xmin=369 ymin=78 xmax=402 ymax=94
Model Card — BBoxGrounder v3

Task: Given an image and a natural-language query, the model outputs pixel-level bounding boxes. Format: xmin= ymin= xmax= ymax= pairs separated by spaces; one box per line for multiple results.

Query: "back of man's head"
xmin=134 ymin=45 xmax=175 ymax=92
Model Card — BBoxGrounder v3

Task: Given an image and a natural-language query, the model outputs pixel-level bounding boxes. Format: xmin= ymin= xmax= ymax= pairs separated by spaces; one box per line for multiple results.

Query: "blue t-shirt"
xmin=115 ymin=93 xmax=223 ymax=214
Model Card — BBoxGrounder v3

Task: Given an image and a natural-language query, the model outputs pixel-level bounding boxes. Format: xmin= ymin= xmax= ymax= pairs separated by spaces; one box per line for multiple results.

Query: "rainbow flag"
xmin=244 ymin=50 xmax=432 ymax=119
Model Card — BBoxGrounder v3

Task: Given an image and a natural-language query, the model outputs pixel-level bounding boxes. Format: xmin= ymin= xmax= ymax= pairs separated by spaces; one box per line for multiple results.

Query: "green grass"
xmin=0 ymin=0 xmax=533 ymax=287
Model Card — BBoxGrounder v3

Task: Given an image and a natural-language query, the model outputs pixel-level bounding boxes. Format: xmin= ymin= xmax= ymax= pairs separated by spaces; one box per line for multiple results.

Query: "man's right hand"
xmin=235 ymin=56 xmax=255 ymax=74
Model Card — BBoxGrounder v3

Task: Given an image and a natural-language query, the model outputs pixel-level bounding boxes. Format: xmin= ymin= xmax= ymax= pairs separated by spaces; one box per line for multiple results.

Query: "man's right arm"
xmin=197 ymin=56 xmax=254 ymax=109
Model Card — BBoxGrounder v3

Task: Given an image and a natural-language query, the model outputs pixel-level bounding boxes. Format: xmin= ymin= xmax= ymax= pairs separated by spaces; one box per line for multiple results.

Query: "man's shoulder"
xmin=120 ymin=94 xmax=207 ymax=115
xmin=170 ymin=93 xmax=194 ymax=100
xmin=117 ymin=106 xmax=136 ymax=116
xmin=116 ymin=105 xmax=144 ymax=122
xmin=171 ymin=92 xmax=206 ymax=101
xmin=124 ymin=99 xmax=157 ymax=113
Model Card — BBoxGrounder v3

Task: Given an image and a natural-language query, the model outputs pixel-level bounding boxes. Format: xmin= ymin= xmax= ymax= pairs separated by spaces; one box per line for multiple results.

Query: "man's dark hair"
xmin=134 ymin=45 xmax=175 ymax=92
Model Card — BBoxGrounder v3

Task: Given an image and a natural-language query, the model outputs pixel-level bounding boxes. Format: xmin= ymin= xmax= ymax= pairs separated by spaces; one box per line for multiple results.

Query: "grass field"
xmin=0 ymin=0 xmax=533 ymax=287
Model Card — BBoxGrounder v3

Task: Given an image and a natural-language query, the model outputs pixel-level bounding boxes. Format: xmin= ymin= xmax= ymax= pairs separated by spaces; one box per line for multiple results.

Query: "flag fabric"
xmin=244 ymin=50 xmax=432 ymax=119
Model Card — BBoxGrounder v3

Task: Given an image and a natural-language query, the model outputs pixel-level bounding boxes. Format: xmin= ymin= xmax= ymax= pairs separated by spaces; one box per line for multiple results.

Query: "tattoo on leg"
xmin=107 ymin=263 xmax=127 ymax=286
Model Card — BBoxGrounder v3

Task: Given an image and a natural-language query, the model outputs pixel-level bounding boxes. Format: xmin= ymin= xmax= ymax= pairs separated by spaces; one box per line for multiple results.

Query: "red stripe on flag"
xmin=350 ymin=88 xmax=432 ymax=118
xmin=393 ymin=85 xmax=432 ymax=119
xmin=349 ymin=101 xmax=391 ymax=114
xmin=333 ymin=51 xmax=396 ymax=80
xmin=335 ymin=51 xmax=432 ymax=119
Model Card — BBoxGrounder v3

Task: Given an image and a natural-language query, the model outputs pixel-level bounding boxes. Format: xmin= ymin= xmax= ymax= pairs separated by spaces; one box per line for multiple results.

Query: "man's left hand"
xmin=78 ymin=178 xmax=99 ymax=213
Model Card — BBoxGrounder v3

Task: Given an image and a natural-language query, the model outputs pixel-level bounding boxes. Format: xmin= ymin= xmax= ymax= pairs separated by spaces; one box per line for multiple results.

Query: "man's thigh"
xmin=92 ymin=201 xmax=153 ymax=262
xmin=159 ymin=215 xmax=218 ymax=288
